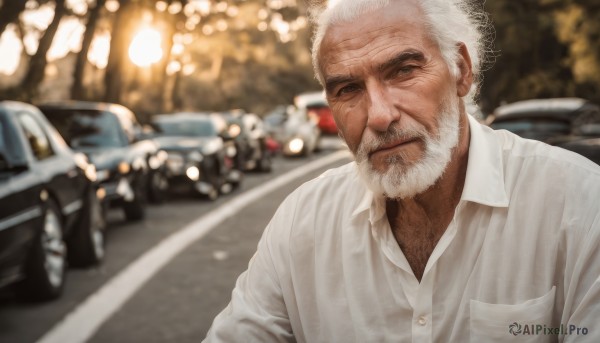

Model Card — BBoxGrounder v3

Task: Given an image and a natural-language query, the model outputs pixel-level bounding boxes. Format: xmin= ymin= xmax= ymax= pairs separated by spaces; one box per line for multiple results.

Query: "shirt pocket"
xmin=469 ymin=286 xmax=556 ymax=343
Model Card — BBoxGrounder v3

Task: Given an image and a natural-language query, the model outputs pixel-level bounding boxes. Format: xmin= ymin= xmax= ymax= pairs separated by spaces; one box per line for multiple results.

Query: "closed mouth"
xmin=369 ymin=138 xmax=419 ymax=157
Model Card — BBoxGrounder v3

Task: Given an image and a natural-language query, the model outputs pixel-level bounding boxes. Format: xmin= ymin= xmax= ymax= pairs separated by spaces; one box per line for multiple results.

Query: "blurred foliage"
xmin=480 ymin=0 xmax=600 ymax=113
xmin=0 ymin=0 xmax=319 ymax=121
xmin=0 ymin=0 xmax=599 ymax=118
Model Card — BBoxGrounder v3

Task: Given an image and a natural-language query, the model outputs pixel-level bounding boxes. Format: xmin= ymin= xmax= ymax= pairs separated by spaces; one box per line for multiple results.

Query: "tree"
xmin=103 ymin=0 xmax=138 ymax=103
xmin=552 ymin=1 xmax=600 ymax=105
xmin=480 ymin=0 xmax=568 ymax=111
xmin=71 ymin=0 xmax=106 ymax=100
xmin=150 ymin=0 xmax=188 ymax=112
xmin=16 ymin=0 xmax=67 ymax=101
xmin=0 ymin=0 xmax=28 ymax=38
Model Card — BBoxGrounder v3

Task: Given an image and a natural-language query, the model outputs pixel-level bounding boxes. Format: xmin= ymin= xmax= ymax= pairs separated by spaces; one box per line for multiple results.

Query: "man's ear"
xmin=455 ymin=42 xmax=473 ymax=97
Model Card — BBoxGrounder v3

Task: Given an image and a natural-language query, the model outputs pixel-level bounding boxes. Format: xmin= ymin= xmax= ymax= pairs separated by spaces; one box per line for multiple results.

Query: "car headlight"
xmin=228 ymin=124 xmax=241 ymax=138
xmin=288 ymin=138 xmax=304 ymax=154
xmin=186 ymin=166 xmax=200 ymax=181
xmin=226 ymin=145 xmax=237 ymax=158
xmin=188 ymin=151 xmax=203 ymax=162
xmin=118 ymin=162 xmax=131 ymax=174
xmin=148 ymin=156 xmax=161 ymax=169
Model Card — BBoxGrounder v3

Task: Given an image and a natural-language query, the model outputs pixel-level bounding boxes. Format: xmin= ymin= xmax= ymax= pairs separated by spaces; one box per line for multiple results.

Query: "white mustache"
xmin=357 ymin=124 xmax=428 ymax=159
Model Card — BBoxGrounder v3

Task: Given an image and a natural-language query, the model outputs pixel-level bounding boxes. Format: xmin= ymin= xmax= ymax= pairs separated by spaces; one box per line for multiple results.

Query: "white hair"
xmin=310 ymin=0 xmax=491 ymax=102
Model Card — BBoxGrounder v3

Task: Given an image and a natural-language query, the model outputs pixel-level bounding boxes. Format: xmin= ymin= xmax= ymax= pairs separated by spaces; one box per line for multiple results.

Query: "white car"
xmin=267 ymin=105 xmax=321 ymax=157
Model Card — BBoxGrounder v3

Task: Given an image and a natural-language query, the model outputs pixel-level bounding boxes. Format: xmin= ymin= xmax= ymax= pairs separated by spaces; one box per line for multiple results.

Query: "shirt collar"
xmin=461 ymin=114 xmax=509 ymax=207
xmin=351 ymin=186 xmax=387 ymax=225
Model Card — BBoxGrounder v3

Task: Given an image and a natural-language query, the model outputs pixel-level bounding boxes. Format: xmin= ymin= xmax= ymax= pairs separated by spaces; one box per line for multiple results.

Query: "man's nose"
xmin=365 ymin=85 xmax=400 ymax=132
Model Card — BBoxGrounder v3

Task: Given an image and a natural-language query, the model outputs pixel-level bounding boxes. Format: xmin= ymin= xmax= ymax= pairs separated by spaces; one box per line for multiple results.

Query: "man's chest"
xmin=286 ymin=216 xmax=565 ymax=343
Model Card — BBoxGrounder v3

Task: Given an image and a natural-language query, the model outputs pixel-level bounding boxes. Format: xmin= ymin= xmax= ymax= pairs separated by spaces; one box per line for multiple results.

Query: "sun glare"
xmin=129 ymin=28 xmax=163 ymax=67
xmin=88 ymin=33 xmax=111 ymax=69
xmin=0 ymin=28 xmax=22 ymax=75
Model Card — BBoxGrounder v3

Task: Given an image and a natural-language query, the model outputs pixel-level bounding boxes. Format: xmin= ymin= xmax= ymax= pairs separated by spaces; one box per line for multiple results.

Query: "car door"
xmin=0 ymin=110 xmax=44 ymax=285
xmin=15 ymin=110 xmax=84 ymax=228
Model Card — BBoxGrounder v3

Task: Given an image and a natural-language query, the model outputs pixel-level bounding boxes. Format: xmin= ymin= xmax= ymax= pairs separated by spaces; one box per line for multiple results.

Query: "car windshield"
xmin=153 ymin=119 xmax=216 ymax=137
xmin=43 ymin=109 xmax=127 ymax=148
xmin=264 ymin=114 xmax=286 ymax=126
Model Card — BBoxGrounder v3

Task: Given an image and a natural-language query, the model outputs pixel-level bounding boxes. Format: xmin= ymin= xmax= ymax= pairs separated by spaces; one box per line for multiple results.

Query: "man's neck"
xmin=386 ymin=112 xmax=471 ymax=281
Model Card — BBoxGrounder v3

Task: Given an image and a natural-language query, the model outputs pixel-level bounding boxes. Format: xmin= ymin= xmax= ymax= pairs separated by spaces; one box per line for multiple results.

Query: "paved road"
xmin=0 ymin=137 xmax=351 ymax=343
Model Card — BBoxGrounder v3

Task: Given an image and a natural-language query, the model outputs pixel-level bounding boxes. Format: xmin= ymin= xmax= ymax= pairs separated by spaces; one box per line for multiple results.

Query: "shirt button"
xmin=417 ymin=316 xmax=427 ymax=326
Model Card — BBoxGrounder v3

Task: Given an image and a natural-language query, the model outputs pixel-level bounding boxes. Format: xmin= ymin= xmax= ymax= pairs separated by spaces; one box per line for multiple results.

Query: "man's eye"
xmin=337 ymin=84 xmax=359 ymax=96
xmin=394 ymin=65 xmax=417 ymax=77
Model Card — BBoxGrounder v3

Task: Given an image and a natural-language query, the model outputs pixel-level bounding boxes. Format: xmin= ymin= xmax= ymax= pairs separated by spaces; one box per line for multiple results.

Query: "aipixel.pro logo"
xmin=508 ymin=322 xmax=589 ymax=336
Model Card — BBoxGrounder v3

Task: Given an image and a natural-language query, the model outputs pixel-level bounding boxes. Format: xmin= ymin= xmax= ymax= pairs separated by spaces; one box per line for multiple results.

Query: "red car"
xmin=295 ymin=91 xmax=338 ymax=135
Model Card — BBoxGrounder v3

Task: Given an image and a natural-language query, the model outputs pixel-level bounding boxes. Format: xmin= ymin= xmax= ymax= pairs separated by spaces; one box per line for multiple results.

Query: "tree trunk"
xmin=103 ymin=0 xmax=134 ymax=104
xmin=71 ymin=0 xmax=106 ymax=100
xmin=152 ymin=1 xmax=181 ymax=112
xmin=18 ymin=0 xmax=67 ymax=101
xmin=0 ymin=0 xmax=27 ymax=38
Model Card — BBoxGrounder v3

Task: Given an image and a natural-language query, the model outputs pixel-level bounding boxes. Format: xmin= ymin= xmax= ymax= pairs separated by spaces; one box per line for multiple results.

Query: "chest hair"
xmin=389 ymin=206 xmax=453 ymax=282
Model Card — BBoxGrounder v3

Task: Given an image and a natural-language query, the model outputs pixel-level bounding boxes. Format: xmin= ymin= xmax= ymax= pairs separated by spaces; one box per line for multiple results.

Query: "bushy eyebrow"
xmin=323 ymin=49 xmax=426 ymax=95
xmin=378 ymin=49 xmax=425 ymax=72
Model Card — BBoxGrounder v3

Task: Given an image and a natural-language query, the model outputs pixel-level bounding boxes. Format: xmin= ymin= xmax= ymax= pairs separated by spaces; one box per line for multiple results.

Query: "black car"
xmin=489 ymin=98 xmax=600 ymax=165
xmin=151 ymin=113 xmax=242 ymax=200
xmin=219 ymin=110 xmax=272 ymax=172
xmin=0 ymin=101 xmax=106 ymax=301
xmin=39 ymin=101 xmax=169 ymax=221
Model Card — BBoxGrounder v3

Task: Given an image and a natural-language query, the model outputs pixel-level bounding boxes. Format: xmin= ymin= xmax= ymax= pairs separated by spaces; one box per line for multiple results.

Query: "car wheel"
xmin=313 ymin=135 xmax=322 ymax=153
xmin=206 ymin=187 xmax=219 ymax=201
xmin=204 ymin=160 xmax=225 ymax=200
xmin=67 ymin=188 xmax=106 ymax=267
xmin=123 ymin=177 xmax=146 ymax=221
xmin=302 ymin=144 xmax=314 ymax=157
xmin=257 ymin=150 xmax=272 ymax=172
xmin=18 ymin=200 xmax=67 ymax=301
xmin=123 ymin=197 xmax=145 ymax=221
xmin=148 ymin=170 xmax=168 ymax=204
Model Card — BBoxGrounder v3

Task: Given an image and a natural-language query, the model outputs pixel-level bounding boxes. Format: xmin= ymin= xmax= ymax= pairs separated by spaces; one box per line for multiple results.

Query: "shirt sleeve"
xmin=563 ymin=184 xmax=600 ymax=342
xmin=203 ymin=193 xmax=297 ymax=343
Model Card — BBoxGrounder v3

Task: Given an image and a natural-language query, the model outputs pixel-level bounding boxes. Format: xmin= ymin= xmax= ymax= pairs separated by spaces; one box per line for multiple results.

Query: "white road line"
xmin=37 ymin=150 xmax=352 ymax=343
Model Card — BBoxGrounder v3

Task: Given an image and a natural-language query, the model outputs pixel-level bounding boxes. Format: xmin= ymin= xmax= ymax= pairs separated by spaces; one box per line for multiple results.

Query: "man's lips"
xmin=368 ymin=138 xmax=419 ymax=157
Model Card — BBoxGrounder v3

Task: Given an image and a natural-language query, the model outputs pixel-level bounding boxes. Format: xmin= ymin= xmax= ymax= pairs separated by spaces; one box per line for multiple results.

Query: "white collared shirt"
xmin=204 ymin=115 xmax=600 ymax=343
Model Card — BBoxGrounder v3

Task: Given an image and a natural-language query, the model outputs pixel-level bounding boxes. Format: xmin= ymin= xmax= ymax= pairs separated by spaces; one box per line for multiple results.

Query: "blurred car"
xmin=295 ymin=91 xmax=337 ymax=135
xmin=264 ymin=105 xmax=321 ymax=157
xmin=218 ymin=110 xmax=273 ymax=172
xmin=489 ymin=97 xmax=600 ymax=165
xmin=283 ymin=106 xmax=322 ymax=157
xmin=0 ymin=101 xmax=106 ymax=301
xmin=151 ymin=112 xmax=242 ymax=200
xmin=39 ymin=101 xmax=168 ymax=221
xmin=263 ymin=105 xmax=290 ymax=137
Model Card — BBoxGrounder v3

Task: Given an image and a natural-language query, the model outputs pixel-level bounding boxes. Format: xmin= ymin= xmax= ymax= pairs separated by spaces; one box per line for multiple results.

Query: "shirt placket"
xmin=411 ymin=273 xmax=434 ymax=343
xmin=410 ymin=206 xmax=461 ymax=343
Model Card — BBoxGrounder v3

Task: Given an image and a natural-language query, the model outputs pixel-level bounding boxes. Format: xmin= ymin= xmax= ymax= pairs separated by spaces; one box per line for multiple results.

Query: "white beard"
xmin=354 ymin=95 xmax=461 ymax=199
